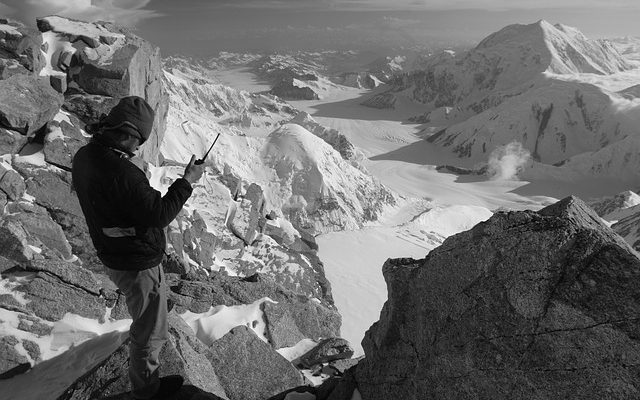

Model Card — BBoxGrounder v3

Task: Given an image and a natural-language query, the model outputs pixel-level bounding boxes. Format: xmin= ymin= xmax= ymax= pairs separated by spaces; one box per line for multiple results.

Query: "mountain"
xmin=364 ymin=21 xmax=640 ymax=178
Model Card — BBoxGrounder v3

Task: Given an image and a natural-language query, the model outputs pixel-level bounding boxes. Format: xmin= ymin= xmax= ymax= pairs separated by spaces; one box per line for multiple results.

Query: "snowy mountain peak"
xmin=476 ymin=20 xmax=630 ymax=75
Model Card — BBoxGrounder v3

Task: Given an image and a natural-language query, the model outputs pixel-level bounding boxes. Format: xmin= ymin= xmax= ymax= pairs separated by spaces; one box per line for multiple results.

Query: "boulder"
xmin=207 ymin=325 xmax=303 ymax=400
xmin=5 ymin=203 xmax=74 ymax=260
xmin=295 ymin=338 xmax=354 ymax=369
xmin=263 ymin=300 xmax=341 ymax=349
xmin=356 ymin=196 xmax=640 ymax=400
xmin=49 ymin=74 xmax=67 ymax=94
xmin=0 ymin=74 xmax=63 ymax=135
xmin=0 ymin=166 xmax=25 ymax=200
xmin=59 ymin=312 xmax=228 ymax=400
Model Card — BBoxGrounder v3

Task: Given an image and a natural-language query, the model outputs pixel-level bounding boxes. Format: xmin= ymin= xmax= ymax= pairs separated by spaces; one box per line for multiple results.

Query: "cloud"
xmin=0 ymin=0 xmax=161 ymax=26
xmin=210 ymin=0 xmax=640 ymax=11
xmin=487 ymin=141 xmax=532 ymax=181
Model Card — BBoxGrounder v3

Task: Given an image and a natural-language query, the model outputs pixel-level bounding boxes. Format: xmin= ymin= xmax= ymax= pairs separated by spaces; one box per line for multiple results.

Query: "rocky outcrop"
xmin=36 ymin=15 xmax=168 ymax=164
xmin=357 ymin=196 xmax=640 ymax=399
xmin=289 ymin=112 xmax=356 ymax=161
xmin=295 ymin=337 xmax=354 ymax=369
xmin=208 ymin=325 xmax=303 ymax=400
xmin=271 ymin=78 xmax=319 ymax=100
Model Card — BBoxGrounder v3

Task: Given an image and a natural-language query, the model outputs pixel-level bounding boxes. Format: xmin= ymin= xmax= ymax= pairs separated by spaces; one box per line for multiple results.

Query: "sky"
xmin=2 ymin=0 xmax=640 ymax=55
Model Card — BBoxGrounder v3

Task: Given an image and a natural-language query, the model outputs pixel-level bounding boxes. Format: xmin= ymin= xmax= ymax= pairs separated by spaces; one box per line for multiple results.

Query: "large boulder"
xmin=207 ymin=325 xmax=303 ymax=400
xmin=0 ymin=74 xmax=63 ymax=135
xmin=36 ymin=16 xmax=169 ymax=164
xmin=356 ymin=196 xmax=640 ymax=400
xmin=58 ymin=312 xmax=228 ymax=400
xmin=263 ymin=300 xmax=341 ymax=349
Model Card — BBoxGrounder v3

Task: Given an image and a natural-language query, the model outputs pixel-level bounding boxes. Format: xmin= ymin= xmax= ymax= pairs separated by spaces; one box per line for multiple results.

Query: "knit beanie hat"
xmin=100 ymin=96 xmax=155 ymax=143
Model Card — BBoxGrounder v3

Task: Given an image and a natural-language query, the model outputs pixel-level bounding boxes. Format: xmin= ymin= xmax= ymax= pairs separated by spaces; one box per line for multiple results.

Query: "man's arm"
xmin=124 ymin=155 xmax=204 ymax=228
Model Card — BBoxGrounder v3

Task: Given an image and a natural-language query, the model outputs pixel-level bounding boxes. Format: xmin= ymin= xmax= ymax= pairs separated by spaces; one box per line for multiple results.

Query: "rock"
xmin=270 ymin=78 xmax=319 ymax=100
xmin=43 ymin=119 xmax=87 ymax=170
xmin=0 ymin=75 xmax=63 ymax=135
xmin=17 ymin=314 xmax=53 ymax=337
xmin=62 ymin=94 xmax=119 ymax=125
xmin=59 ymin=313 xmax=228 ymax=400
xmin=0 ymin=336 xmax=30 ymax=379
xmin=0 ymin=218 xmax=34 ymax=263
xmin=160 ymin=313 xmax=228 ymax=399
xmin=263 ymin=300 xmax=341 ymax=349
xmin=207 ymin=326 xmax=303 ymax=400
xmin=0 ymin=20 xmax=46 ymax=74
xmin=49 ymin=74 xmax=67 ymax=94
xmin=0 ymin=58 xmax=29 ymax=79
xmin=228 ymin=187 xmax=263 ymax=245
xmin=5 ymin=204 xmax=74 ymax=260
xmin=21 ymin=339 xmax=40 ymax=362
xmin=0 ymin=166 xmax=25 ymax=200
xmin=356 ymin=196 xmax=640 ymax=400
xmin=328 ymin=357 xmax=361 ymax=375
xmin=296 ymin=338 xmax=354 ymax=369
xmin=24 ymin=259 xmax=100 ymax=295
xmin=14 ymin=271 xmax=106 ymax=322
xmin=0 ymin=127 xmax=27 ymax=156
xmin=0 ymin=255 xmax=17 ymax=273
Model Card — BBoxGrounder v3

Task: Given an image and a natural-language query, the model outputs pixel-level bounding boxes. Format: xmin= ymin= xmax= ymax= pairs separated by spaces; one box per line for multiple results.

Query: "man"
xmin=72 ymin=96 xmax=204 ymax=399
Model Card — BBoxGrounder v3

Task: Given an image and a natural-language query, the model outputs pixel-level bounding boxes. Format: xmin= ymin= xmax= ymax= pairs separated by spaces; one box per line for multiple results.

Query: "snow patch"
xmin=276 ymin=338 xmax=318 ymax=361
xmin=179 ymin=297 xmax=276 ymax=346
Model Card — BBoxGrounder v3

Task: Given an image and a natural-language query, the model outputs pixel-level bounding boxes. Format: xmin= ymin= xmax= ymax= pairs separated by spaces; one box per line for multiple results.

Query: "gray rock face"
xmin=356 ymin=196 xmax=640 ymax=400
xmin=296 ymin=338 xmax=354 ymax=369
xmin=0 ymin=218 xmax=35 ymax=263
xmin=43 ymin=119 xmax=86 ymax=170
xmin=263 ymin=300 xmax=341 ymax=349
xmin=0 ymin=165 xmax=25 ymax=200
xmin=208 ymin=325 xmax=303 ymax=400
xmin=0 ymin=336 xmax=30 ymax=379
xmin=5 ymin=203 xmax=74 ymax=260
xmin=270 ymin=79 xmax=319 ymax=100
xmin=0 ymin=75 xmax=63 ymax=135
xmin=0 ymin=19 xmax=46 ymax=74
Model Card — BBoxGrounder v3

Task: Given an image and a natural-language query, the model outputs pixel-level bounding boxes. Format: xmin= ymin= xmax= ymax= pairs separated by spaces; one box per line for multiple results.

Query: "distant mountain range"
xmin=364 ymin=20 xmax=640 ymax=179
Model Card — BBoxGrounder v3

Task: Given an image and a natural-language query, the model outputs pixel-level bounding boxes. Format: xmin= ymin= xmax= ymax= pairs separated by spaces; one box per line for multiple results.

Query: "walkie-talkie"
xmin=195 ymin=132 xmax=221 ymax=165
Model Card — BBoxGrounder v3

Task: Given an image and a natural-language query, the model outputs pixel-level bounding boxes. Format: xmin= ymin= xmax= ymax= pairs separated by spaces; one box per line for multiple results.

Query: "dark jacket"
xmin=72 ymin=135 xmax=193 ymax=271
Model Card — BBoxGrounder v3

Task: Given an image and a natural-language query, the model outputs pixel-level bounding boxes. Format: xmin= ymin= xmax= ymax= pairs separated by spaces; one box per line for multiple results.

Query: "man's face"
xmin=122 ymin=135 xmax=142 ymax=155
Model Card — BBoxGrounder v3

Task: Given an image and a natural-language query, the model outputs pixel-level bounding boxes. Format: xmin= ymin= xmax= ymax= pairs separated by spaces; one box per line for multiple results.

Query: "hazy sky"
xmin=2 ymin=0 xmax=640 ymax=55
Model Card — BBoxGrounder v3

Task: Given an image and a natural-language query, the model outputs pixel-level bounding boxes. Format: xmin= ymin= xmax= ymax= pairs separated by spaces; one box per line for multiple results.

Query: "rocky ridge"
xmin=355 ymin=196 xmax=640 ymax=399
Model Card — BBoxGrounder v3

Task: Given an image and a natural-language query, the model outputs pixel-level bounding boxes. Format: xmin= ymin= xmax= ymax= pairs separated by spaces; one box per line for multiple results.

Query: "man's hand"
xmin=183 ymin=155 xmax=205 ymax=184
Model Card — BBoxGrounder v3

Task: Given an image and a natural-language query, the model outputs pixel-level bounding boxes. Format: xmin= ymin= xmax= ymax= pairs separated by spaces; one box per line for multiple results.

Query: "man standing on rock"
xmin=72 ymin=96 xmax=204 ymax=400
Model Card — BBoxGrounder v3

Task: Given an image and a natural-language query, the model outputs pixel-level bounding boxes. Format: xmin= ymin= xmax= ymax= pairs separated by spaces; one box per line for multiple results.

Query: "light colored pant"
xmin=106 ymin=265 xmax=168 ymax=399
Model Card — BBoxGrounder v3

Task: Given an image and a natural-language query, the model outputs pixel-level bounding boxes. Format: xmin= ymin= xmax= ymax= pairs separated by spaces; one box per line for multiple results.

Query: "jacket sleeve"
xmin=122 ymin=167 xmax=193 ymax=228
